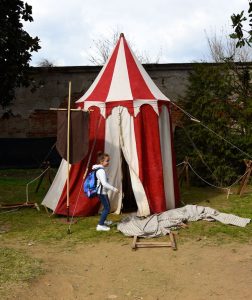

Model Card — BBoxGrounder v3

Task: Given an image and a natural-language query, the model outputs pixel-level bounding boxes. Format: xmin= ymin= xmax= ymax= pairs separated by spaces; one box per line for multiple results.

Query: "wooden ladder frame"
xmin=131 ymin=232 xmax=177 ymax=251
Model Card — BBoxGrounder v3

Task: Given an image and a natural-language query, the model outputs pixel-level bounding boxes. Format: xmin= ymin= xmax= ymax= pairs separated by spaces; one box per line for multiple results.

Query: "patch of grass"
xmin=0 ymin=168 xmax=57 ymax=205
xmin=0 ymin=247 xmax=43 ymax=283
xmin=0 ymin=169 xmax=251 ymax=246
xmin=178 ymin=186 xmax=252 ymax=243
xmin=0 ymin=209 xmax=126 ymax=246
xmin=0 ymin=247 xmax=43 ymax=298
xmin=177 ymin=219 xmax=252 ymax=245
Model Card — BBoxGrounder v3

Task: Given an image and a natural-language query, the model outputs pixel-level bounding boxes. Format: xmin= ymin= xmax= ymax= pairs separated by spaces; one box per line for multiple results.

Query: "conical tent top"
xmin=76 ymin=32 xmax=170 ymax=116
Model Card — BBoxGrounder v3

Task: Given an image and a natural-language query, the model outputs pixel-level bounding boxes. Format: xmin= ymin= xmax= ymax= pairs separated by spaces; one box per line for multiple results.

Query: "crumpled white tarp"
xmin=117 ymin=205 xmax=251 ymax=238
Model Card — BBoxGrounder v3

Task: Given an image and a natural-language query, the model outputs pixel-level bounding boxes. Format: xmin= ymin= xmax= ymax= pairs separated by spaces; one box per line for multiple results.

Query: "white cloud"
xmin=23 ymin=0 xmax=249 ymax=66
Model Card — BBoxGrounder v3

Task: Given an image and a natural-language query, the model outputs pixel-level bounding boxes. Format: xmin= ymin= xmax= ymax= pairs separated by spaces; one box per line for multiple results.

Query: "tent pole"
xmin=67 ymin=81 xmax=71 ymax=222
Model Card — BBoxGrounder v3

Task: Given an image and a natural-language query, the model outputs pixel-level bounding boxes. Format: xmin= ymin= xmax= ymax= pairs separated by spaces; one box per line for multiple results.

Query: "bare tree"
xmin=88 ymin=28 xmax=161 ymax=65
xmin=135 ymin=47 xmax=163 ymax=64
xmin=37 ymin=58 xmax=55 ymax=67
xmin=88 ymin=31 xmax=120 ymax=65
xmin=205 ymin=29 xmax=252 ymax=63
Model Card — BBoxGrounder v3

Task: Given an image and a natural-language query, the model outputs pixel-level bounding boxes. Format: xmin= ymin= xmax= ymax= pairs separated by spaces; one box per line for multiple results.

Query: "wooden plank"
xmin=169 ymin=232 xmax=177 ymax=250
xmin=136 ymin=243 xmax=172 ymax=247
xmin=0 ymin=202 xmax=37 ymax=209
xmin=135 ymin=244 xmax=172 ymax=248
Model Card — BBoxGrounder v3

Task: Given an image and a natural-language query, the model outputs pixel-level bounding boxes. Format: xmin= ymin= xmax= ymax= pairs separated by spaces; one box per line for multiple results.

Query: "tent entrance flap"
xmin=121 ymin=150 xmax=137 ymax=212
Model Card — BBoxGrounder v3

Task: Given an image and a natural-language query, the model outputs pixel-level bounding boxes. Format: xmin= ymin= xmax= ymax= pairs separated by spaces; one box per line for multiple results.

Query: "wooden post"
xmin=35 ymin=172 xmax=45 ymax=193
xmin=169 ymin=232 xmax=177 ymax=250
xmin=67 ymin=81 xmax=71 ymax=222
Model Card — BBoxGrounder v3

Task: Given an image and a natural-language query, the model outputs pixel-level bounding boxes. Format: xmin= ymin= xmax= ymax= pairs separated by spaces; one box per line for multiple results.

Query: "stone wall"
xmin=0 ymin=63 xmax=195 ymax=167
xmin=0 ymin=63 xmax=194 ymax=139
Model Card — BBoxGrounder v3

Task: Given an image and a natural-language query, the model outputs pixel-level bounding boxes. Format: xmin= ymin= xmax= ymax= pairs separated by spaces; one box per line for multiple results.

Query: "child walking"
xmin=93 ymin=151 xmax=118 ymax=231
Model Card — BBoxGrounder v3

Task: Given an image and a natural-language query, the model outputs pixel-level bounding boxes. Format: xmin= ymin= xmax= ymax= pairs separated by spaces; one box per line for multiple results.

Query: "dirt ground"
xmin=3 ymin=238 xmax=252 ymax=300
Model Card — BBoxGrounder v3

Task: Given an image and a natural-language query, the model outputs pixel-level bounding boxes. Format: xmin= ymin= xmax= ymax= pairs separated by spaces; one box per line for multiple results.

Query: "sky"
xmin=23 ymin=0 xmax=250 ymax=66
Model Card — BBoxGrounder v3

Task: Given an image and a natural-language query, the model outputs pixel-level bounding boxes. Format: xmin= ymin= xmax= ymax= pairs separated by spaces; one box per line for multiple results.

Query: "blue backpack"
xmin=83 ymin=168 xmax=102 ymax=198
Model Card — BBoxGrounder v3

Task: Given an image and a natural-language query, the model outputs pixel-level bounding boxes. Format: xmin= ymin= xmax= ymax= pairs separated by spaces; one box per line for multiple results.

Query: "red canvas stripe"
xmin=86 ymin=40 xmax=121 ymax=101
xmin=134 ymin=105 xmax=166 ymax=213
xmin=55 ymin=107 xmax=105 ymax=216
xmin=123 ymin=38 xmax=155 ymax=99
xmin=105 ymin=100 xmax=134 ymax=117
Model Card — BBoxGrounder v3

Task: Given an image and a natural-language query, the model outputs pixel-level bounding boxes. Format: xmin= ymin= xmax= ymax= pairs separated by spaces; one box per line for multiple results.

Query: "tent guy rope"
xmin=26 ymin=167 xmax=50 ymax=204
xmin=177 ymin=160 xmax=251 ymax=199
xmin=170 ymin=100 xmax=252 ymax=160
xmin=181 ymin=126 xmax=220 ymax=184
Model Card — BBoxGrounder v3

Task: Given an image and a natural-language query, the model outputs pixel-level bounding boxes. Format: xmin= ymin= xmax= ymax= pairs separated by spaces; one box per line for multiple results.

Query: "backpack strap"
xmin=94 ymin=167 xmax=103 ymax=194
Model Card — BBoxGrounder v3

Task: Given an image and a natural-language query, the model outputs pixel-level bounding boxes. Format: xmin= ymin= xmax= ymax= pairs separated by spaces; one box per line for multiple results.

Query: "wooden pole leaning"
xmin=178 ymin=157 xmax=190 ymax=188
xmin=237 ymin=159 xmax=252 ymax=197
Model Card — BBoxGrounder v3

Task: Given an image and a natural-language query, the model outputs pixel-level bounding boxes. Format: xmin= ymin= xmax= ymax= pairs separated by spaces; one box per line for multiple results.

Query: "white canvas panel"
xmin=158 ymin=105 xmax=175 ymax=209
xmin=42 ymin=159 xmax=70 ymax=211
xmin=119 ymin=106 xmax=150 ymax=216
xmin=127 ymin=168 xmax=150 ymax=216
xmin=106 ymin=39 xmax=133 ymax=101
xmin=104 ymin=107 xmax=123 ymax=213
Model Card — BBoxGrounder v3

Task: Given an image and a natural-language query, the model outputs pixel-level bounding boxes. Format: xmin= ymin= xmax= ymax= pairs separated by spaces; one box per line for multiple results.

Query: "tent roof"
xmin=76 ymin=33 xmax=170 ymax=116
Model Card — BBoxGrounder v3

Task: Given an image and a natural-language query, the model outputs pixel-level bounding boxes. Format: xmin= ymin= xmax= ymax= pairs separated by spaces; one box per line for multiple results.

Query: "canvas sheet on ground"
xmin=117 ymin=205 xmax=251 ymax=238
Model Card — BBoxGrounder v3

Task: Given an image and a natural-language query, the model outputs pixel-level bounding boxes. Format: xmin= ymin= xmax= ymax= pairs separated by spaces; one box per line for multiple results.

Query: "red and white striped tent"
xmin=42 ymin=33 xmax=180 ymax=217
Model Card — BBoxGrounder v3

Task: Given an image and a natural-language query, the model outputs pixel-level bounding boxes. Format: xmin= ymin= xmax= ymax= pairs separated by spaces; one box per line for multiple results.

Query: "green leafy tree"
xmin=230 ymin=1 xmax=252 ymax=47
xmin=0 ymin=0 xmax=40 ymax=108
xmin=175 ymin=62 xmax=252 ymax=186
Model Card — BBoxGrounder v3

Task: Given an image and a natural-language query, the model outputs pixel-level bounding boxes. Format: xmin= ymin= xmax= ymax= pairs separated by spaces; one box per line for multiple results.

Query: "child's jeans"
xmin=98 ymin=194 xmax=110 ymax=225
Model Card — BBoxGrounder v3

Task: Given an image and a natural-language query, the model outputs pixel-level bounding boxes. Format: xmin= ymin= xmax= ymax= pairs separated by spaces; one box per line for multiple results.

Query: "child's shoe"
xmin=96 ymin=224 xmax=110 ymax=231
xmin=104 ymin=220 xmax=113 ymax=226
